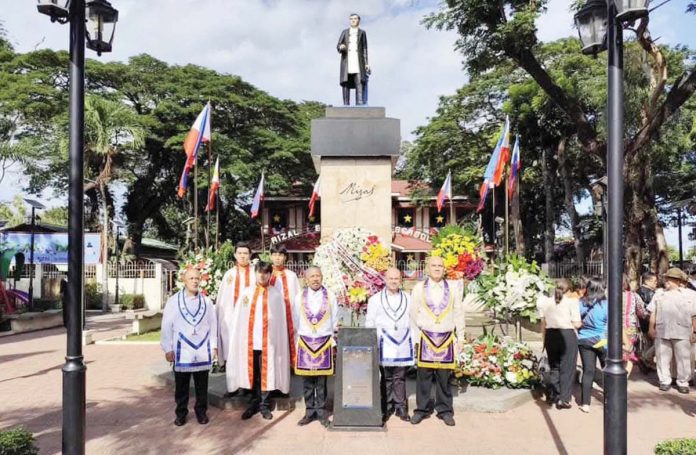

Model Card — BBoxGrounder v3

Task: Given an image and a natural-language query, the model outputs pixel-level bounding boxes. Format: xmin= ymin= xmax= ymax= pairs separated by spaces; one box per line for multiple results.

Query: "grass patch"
xmin=125 ymin=330 xmax=161 ymax=342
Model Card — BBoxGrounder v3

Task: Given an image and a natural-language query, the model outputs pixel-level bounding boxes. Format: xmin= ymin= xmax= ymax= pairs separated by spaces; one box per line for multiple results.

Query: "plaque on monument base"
xmin=331 ymin=327 xmax=384 ymax=431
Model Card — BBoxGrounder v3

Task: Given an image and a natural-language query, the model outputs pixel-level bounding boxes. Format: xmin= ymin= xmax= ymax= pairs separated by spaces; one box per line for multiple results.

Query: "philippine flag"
xmin=492 ymin=116 xmax=510 ymax=186
xmin=436 ymin=171 xmax=452 ymax=213
xmin=205 ymin=157 xmax=220 ymax=212
xmin=250 ymin=173 xmax=264 ymax=219
xmin=177 ymin=102 xmax=212 ymax=198
xmin=308 ymin=176 xmax=321 ymax=219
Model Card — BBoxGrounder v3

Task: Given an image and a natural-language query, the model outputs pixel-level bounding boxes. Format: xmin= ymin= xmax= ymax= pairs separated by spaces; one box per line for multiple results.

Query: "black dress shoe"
xmin=196 ymin=414 xmax=209 ymax=425
xmin=438 ymin=414 xmax=455 ymax=426
xmin=410 ymin=413 xmax=427 ymax=425
xmin=241 ymin=407 xmax=258 ymax=420
xmin=556 ymin=401 xmax=572 ymax=410
xmin=394 ymin=409 xmax=410 ymax=422
xmin=260 ymin=408 xmax=273 ymax=420
xmin=659 ymin=383 xmax=671 ymax=392
xmin=677 ymin=385 xmax=690 ymax=394
xmin=174 ymin=416 xmax=186 ymax=426
xmin=297 ymin=415 xmax=316 ymax=426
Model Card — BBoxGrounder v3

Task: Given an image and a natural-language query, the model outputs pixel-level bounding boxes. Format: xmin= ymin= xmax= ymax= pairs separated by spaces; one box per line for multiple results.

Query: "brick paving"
xmin=1 ymin=315 xmax=695 ymax=454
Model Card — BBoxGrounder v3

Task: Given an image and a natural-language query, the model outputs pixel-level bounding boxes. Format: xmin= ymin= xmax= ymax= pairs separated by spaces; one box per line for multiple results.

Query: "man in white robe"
xmin=226 ymin=261 xmax=290 ymax=420
xmin=160 ymin=267 xmax=218 ymax=426
xmin=270 ymin=243 xmax=301 ymax=368
xmin=365 ymin=267 xmax=414 ymax=422
xmin=216 ymin=242 xmax=256 ymax=372
xmin=292 ymin=266 xmax=339 ymax=427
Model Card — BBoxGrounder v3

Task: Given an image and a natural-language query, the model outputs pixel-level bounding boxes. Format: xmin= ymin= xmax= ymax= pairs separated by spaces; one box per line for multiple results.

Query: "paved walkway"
xmin=1 ymin=315 xmax=695 ymax=454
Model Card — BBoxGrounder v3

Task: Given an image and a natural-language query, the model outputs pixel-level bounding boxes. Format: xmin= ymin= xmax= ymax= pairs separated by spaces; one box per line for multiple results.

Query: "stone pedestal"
xmin=331 ymin=327 xmax=383 ymax=430
xmin=311 ymin=107 xmax=400 ymax=244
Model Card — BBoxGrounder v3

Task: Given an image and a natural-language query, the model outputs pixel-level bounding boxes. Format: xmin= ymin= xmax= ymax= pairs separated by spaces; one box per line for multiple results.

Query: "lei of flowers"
xmin=475 ymin=254 xmax=553 ymax=323
xmin=430 ymin=225 xmax=485 ymax=280
xmin=312 ymin=228 xmax=388 ymax=316
xmin=455 ymin=333 xmax=540 ymax=389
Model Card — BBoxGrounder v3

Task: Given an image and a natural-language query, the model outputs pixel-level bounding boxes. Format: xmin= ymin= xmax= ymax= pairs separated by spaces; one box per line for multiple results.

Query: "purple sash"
xmin=425 ymin=279 xmax=450 ymax=318
xmin=303 ymin=287 xmax=328 ymax=327
xmin=295 ymin=334 xmax=334 ymax=376
xmin=417 ymin=330 xmax=455 ymax=369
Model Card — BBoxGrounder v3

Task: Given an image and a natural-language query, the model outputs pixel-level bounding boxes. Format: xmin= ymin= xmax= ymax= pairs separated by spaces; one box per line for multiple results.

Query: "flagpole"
xmin=504 ymin=173 xmax=510 ymax=257
xmin=206 ymin=142 xmax=212 ymax=250
xmin=491 ymin=186 xmax=496 ymax=251
xmin=215 ymin=190 xmax=220 ymax=251
xmin=260 ymin=194 xmax=265 ymax=254
xmin=194 ymin=162 xmax=198 ymax=251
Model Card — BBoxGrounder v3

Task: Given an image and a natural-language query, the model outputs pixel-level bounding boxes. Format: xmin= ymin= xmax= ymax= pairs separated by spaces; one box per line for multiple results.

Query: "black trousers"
xmin=578 ymin=343 xmax=606 ymax=406
xmin=303 ymin=376 xmax=328 ymax=418
xmin=414 ymin=367 xmax=453 ymax=417
xmin=380 ymin=366 xmax=408 ymax=414
xmin=342 ymin=74 xmax=363 ymax=105
xmin=250 ymin=350 xmax=271 ymax=411
xmin=544 ymin=328 xmax=578 ymax=404
xmin=174 ymin=370 xmax=209 ymax=419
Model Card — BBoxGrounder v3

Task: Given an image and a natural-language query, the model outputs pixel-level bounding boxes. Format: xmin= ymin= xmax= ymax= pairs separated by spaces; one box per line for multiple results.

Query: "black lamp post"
xmin=575 ymin=1 xmax=649 ymax=454
xmin=36 ymin=1 xmax=118 ymax=454
xmin=111 ymin=219 xmax=124 ymax=308
xmin=24 ymin=198 xmax=46 ymax=311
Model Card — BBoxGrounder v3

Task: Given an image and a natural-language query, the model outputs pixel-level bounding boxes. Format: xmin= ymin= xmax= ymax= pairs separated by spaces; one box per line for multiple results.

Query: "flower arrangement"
xmin=475 ymin=254 xmax=553 ymax=323
xmin=177 ymin=241 xmax=235 ymax=301
xmin=313 ymin=228 xmax=388 ymax=324
xmin=455 ymin=333 xmax=539 ymax=389
xmin=430 ymin=225 xmax=485 ymax=280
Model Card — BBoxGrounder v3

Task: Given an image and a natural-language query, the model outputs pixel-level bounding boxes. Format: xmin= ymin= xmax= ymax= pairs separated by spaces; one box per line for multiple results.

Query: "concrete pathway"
xmin=1 ymin=315 xmax=695 ymax=454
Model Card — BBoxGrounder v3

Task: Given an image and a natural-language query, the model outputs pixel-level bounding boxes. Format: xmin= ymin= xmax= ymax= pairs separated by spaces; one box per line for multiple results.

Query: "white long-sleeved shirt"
xmin=292 ymin=286 xmax=339 ymax=340
xmin=160 ymin=290 xmax=217 ymax=372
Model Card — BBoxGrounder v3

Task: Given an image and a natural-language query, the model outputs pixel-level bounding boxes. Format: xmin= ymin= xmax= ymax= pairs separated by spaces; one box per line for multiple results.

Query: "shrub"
xmin=120 ymin=294 xmax=145 ymax=310
xmin=655 ymin=439 xmax=696 ymax=455
xmin=84 ymin=281 xmax=103 ymax=310
xmin=0 ymin=427 xmax=39 ymax=455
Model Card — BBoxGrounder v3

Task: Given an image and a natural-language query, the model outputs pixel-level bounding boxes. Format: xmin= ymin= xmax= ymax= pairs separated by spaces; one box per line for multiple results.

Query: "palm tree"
xmin=81 ymin=95 xmax=146 ymax=311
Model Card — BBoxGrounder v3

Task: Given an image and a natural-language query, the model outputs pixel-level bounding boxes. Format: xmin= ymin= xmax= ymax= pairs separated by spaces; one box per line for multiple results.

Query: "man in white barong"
xmin=216 ymin=242 xmax=255 ymax=373
xmin=292 ymin=266 xmax=339 ymax=427
xmin=366 ymin=267 xmax=414 ymax=422
xmin=160 ymin=267 xmax=218 ymax=426
xmin=226 ymin=261 xmax=290 ymax=420
xmin=270 ymin=243 xmax=301 ymax=369
xmin=409 ymin=255 xmax=465 ymax=427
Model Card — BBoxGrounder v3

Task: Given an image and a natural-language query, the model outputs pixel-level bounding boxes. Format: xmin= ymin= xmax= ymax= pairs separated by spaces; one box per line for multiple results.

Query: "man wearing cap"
xmin=648 ymin=267 xmax=696 ymax=393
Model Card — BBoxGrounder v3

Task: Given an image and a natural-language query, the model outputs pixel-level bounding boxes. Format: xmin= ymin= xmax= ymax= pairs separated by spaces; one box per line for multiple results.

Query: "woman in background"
xmin=577 ymin=277 xmax=608 ymax=413
xmin=539 ymin=278 xmax=582 ymax=409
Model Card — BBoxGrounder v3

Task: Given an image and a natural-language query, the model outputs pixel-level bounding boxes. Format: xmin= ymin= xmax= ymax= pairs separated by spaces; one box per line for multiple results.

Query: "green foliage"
xmin=0 ymin=196 xmax=26 ymax=227
xmin=40 ymin=206 xmax=68 ymax=226
xmin=84 ymin=281 xmax=103 ymax=310
xmin=654 ymin=438 xmax=696 ymax=455
xmin=431 ymin=224 xmax=480 ymax=248
xmin=0 ymin=427 xmax=39 ymax=455
xmin=119 ymin=294 xmax=145 ymax=310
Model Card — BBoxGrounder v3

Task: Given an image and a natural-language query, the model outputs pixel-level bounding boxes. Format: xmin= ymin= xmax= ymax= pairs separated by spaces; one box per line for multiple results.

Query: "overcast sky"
xmin=2 ymin=0 xmax=695 ymax=250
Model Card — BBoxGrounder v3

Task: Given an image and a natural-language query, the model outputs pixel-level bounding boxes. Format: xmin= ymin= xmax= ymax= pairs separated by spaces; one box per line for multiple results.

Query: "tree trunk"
xmin=99 ymin=181 xmax=110 ymax=312
xmin=556 ymin=137 xmax=585 ymax=270
xmin=542 ymin=148 xmax=555 ymax=266
xmin=511 ymin=177 xmax=525 ymax=255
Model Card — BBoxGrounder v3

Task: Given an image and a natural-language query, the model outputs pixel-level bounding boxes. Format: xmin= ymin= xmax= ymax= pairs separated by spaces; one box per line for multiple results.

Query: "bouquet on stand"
xmin=474 ymin=254 xmax=553 ymax=327
xmin=313 ymin=229 xmax=389 ymax=326
xmin=177 ymin=241 xmax=235 ymax=301
xmin=430 ymin=225 xmax=485 ymax=280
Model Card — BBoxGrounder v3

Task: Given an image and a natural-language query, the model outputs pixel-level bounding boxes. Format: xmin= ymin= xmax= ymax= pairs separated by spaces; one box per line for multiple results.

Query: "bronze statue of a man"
xmin=337 ymin=13 xmax=369 ymax=106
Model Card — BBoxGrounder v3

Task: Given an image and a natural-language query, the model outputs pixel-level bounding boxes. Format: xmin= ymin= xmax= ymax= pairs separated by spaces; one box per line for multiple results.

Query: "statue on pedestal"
xmin=337 ymin=13 xmax=370 ymax=106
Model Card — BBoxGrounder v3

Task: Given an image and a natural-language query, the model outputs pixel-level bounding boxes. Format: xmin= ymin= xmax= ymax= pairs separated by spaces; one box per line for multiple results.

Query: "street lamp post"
xmin=36 ymin=1 xmax=118 ymax=454
xmin=24 ymin=199 xmax=46 ymax=311
xmin=111 ymin=220 xmax=124 ymax=308
xmin=575 ymin=1 xmax=649 ymax=454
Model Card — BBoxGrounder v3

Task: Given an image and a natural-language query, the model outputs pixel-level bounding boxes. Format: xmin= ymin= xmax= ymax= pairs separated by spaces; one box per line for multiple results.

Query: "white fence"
xmin=546 ymin=260 xmax=604 ymax=279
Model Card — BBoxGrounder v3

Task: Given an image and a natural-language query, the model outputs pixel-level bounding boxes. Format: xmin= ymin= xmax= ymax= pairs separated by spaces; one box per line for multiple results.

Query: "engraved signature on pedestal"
xmin=339 ymin=182 xmax=376 ymax=202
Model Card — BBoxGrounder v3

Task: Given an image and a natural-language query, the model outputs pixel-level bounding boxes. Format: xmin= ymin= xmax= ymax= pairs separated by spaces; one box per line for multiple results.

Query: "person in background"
xmin=577 ymin=277 xmax=608 ymax=413
xmin=648 ymin=268 xmax=696 ymax=394
xmin=622 ymin=274 xmax=646 ymax=376
xmin=538 ymin=278 xmax=582 ymax=410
